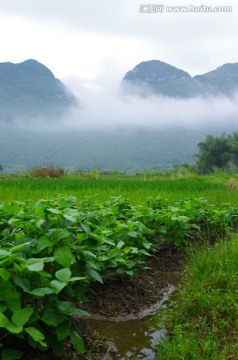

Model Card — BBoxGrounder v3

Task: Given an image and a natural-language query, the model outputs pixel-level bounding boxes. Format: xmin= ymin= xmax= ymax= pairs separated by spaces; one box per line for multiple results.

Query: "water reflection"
xmin=86 ymin=316 xmax=165 ymax=359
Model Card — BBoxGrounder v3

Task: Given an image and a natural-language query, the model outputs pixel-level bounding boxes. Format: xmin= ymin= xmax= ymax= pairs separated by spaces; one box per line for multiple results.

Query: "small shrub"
xmin=226 ymin=178 xmax=238 ymax=190
xmin=29 ymin=167 xmax=65 ymax=178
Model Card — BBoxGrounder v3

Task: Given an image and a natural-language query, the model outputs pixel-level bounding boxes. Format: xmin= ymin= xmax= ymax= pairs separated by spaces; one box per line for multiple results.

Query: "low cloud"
xmin=56 ymin=77 xmax=238 ymax=132
xmin=9 ymin=75 xmax=238 ymax=133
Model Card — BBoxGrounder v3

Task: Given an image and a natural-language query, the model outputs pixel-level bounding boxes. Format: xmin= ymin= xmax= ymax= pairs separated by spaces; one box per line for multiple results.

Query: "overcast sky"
xmin=0 ymin=0 xmax=237 ymax=86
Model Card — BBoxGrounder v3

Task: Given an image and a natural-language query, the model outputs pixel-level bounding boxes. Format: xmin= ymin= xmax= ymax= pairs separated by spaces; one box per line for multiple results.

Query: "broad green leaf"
xmin=10 ymin=242 xmax=31 ymax=253
xmin=123 ymin=247 xmax=131 ymax=255
xmin=0 ymin=313 xmax=21 ymax=333
xmin=86 ymin=268 xmax=103 ymax=283
xmin=25 ymin=257 xmax=54 ymax=272
xmin=139 ymin=249 xmax=151 ymax=256
xmin=107 ymin=247 xmax=121 ymax=259
xmin=108 ymin=260 xmax=118 ymax=268
xmin=56 ymin=322 xmax=70 ymax=341
xmin=128 ymin=231 xmax=138 ymax=238
xmin=0 ymin=304 xmax=7 ymax=313
xmin=0 ymin=268 xmax=10 ymax=281
xmin=63 ymin=207 xmax=79 ymax=217
xmin=70 ymin=330 xmax=85 ymax=353
xmin=83 ymin=250 xmax=97 ymax=258
xmin=47 ymin=208 xmax=62 ymax=214
xmin=29 ymin=287 xmax=54 ymax=297
xmin=2 ymin=203 xmax=20 ymax=215
xmin=33 ymin=236 xmax=53 ymax=253
xmin=0 ymin=257 xmax=12 ymax=267
xmin=50 ymin=280 xmax=67 ymax=294
xmin=65 ymin=307 xmax=89 ymax=316
xmin=1 ymin=349 xmax=23 ymax=360
xmin=63 ymin=214 xmax=77 ymax=222
xmin=126 ymin=270 xmax=134 ymax=276
xmin=36 ymin=219 xmax=44 ymax=228
xmin=0 ymin=282 xmax=20 ymax=301
xmin=0 ymin=250 xmax=11 ymax=259
xmin=54 ymin=229 xmax=71 ymax=242
xmin=55 ymin=268 xmax=71 ymax=283
xmin=12 ymin=308 xmax=33 ymax=328
xmin=54 ymin=246 xmax=75 ymax=268
xmin=42 ymin=308 xmax=65 ymax=326
xmin=38 ymin=270 xmax=52 ymax=278
xmin=88 ymin=232 xmax=102 ymax=243
xmin=98 ymin=255 xmax=109 ymax=261
xmin=77 ymin=233 xmax=88 ymax=242
xmin=55 ymin=301 xmax=72 ymax=313
xmin=127 ymin=261 xmax=137 ymax=269
xmin=56 ymin=301 xmax=89 ymax=316
xmin=6 ymin=299 xmax=21 ymax=313
xmin=8 ymin=218 xmax=20 ymax=226
xmin=117 ymin=240 xmax=125 ymax=249
xmin=114 ymin=257 xmax=126 ymax=263
xmin=25 ymin=327 xmax=46 ymax=347
xmin=14 ymin=277 xmax=31 ymax=292
xmin=80 ymin=223 xmax=90 ymax=234
xmin=143 ymin=241 xmax=151 ymax=249
xmin=26 ymin=259 xmax=44 ymax=272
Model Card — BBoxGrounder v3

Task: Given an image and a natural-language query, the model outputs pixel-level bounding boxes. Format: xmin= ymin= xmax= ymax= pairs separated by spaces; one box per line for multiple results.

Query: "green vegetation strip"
xmin=0 ymin=195 xmax=237 ymax=358
xmin=0 ymin=176 xmax=236 ymax=205
xmin=157 ymin=234 xmax=238 ymax=359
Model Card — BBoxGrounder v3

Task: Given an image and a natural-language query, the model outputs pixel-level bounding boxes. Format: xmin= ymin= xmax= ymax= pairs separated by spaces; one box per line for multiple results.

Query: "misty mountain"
xmin=122 ymin=60 xmax=238 ymax=98
xmin=0 ymin=59 xmax=78 ymax=121
xmin=193 ymin=63 xmax=238 ymax=96
xmin=0 ymin=59 xmax=237 ymax=173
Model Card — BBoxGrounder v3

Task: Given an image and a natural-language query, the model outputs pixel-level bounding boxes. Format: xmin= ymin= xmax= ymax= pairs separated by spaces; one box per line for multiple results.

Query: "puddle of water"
xmin=83 ymin=272 xmax=180 ymax=359
xmin=86 ymin=315 xmax=165 ymax=359
xmin=154 ymin=271 xmax=181 ymax=286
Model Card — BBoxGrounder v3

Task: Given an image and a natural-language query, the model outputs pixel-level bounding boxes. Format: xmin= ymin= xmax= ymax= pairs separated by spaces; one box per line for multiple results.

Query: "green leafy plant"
xmin=0 ymin=195 xmax=237 ymax=357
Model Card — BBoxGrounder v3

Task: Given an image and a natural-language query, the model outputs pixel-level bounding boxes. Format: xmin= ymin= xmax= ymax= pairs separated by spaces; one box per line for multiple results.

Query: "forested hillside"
xmin=0 ymin=126 xmax=233 ymax=173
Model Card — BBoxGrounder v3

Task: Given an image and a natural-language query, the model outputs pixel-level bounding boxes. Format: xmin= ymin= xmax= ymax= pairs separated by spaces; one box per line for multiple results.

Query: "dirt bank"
xmin=79 ymin=246 xmax=185 ymax=319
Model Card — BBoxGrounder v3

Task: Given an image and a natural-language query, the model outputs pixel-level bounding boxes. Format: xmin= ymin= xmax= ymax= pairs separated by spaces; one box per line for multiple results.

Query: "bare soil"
xmin=79 ymin=246 xmax=185 ymax=319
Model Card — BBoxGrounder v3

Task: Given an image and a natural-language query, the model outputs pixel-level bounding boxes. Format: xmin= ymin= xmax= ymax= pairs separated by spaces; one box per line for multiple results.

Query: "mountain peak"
xmin=18 ymin=59 xmax=55 ymax=78
xmin=124 ymin=59 xmax=191 ymax=83
xmin=123 ymin=59 xmax=192 ymax=97
xmin=0 ymin=59 xmax=78 ymax=122
xmin=122 ymin=60 xmax=238 ymax=98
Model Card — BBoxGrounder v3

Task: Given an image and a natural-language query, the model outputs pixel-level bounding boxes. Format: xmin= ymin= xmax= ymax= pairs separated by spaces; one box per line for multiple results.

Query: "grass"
xmin=0 ymin=175 xmax=237 ymax=204
xmin=156 ymin=234 xmax=238 ymax=359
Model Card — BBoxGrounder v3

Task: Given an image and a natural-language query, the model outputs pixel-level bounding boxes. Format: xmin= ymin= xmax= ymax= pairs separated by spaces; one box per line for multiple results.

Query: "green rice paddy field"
xmin=0 ymin=175 xmax=238 ymax=205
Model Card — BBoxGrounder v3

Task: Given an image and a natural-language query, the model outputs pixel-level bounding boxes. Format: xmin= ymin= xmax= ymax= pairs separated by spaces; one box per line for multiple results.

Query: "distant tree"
xmin=0 ymin=164 xmax=3 ymax=172
xmin=227 ymin=131 xmax=238 ymax=167
xmin=195 ymin=134 xmax=231 ymax=173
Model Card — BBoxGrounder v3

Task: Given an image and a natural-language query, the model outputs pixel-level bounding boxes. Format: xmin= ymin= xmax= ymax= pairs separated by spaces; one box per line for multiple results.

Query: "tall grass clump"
xmin=157 ymin=234 xmax=238 ymax=359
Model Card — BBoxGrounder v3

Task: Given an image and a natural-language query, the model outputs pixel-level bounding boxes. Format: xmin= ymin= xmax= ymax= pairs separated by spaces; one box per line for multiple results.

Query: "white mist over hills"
xmin=1 ymin=58 xmax=238 ymax=173
xmin=1 ymin=58 xmax=238 ymax=132
xmin=62 ymin=76 xmax=238 ymax=131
